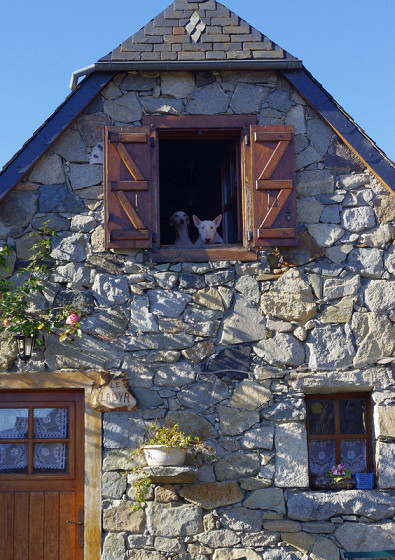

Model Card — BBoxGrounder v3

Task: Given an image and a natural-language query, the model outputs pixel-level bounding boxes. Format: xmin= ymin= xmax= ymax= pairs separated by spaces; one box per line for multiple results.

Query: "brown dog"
xmin=169 ymin=211 xmax=193 ymax=245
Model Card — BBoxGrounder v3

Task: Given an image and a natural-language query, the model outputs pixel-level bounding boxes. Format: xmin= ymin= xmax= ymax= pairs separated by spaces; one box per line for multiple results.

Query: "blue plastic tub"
xmin=355 ymin=473 xmax=374 ymax=489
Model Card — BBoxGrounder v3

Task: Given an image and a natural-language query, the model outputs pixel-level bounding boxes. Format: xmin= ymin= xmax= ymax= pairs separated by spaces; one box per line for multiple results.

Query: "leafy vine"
xmin=0 ymin=222 xmax=82 ymax=350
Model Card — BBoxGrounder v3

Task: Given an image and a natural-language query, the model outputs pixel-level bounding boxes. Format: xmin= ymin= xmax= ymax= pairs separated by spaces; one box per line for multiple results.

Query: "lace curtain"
xmin=309 ymin=440 xmax=336 ymax=475
xmin=341 ymin=440 xmax=366 ymax=473
xmin=0 ymin=408 xmax=68 ymax=472
xmin=34 ymin=408 xmax=68 ymax=439
xmin=0 ymin=409 xmax=28 ymax=439
xmin=309 ymin=439 xmax=366 ymax=475
xmin=0 ymin=443 xmax=28 ymax=472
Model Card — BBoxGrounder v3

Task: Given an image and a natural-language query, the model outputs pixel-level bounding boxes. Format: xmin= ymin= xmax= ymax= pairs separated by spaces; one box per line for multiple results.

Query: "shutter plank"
xmin=260 ymin=188 xmax=292 ymax=228
xmin=111 ymin=181 xmax=148 ymax=192
xmin=105 ymin=126 xmax=155 ymax=249
xmin=114 ymin=142 xmax=145 ymax=181
xmin=256 ymin=180 xmax=293 ymax=190
xmin=250 ymin=125 xmax=296 ymax=247
xmin=260 ymin=139 xmax=290 ymax=180
xmin=115 ymin=191 xmax=147 ymax=231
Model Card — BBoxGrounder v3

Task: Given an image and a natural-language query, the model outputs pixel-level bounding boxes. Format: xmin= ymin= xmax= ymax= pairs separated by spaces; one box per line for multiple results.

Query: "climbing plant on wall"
xmin=0 ymin=222 xmax=82 ymax=347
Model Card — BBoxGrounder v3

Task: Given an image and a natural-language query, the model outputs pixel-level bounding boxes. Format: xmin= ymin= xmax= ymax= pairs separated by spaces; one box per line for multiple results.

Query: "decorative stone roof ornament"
xmin=185 ymin=11 xmax=206 ymax=43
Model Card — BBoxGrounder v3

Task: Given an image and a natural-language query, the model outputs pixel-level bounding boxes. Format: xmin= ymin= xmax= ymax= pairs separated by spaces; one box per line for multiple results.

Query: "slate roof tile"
xmin=100 ymin=0 xmax=297 ymax=63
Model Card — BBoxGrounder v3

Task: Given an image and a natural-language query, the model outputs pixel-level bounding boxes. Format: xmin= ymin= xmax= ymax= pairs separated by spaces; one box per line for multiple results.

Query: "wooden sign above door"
xmin=90 ymin=372 xmax=138 ymax=412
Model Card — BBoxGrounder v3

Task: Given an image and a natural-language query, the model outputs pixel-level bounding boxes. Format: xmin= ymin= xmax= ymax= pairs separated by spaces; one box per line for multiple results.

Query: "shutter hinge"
xmin=248 ymin=231 xmax=253 ymax=242
xmin=150 ymin=137 xmax=155 ymax=148
xmin=244 ymin=134 xmax=250 ymax=146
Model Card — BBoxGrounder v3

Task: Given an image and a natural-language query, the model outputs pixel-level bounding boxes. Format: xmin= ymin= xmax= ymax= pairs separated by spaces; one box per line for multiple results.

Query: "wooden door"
xmin=0 ymin=390 xmax=85 ymax=560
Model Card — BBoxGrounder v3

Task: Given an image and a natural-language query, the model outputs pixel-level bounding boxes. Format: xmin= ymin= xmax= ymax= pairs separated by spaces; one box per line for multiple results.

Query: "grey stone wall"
xmin=1 ymin=70 xmax=394 ymax=559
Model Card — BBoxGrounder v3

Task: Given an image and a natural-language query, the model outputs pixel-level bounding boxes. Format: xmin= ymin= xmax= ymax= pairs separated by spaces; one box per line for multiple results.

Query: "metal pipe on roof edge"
xmin=69 ymin=64 xmax=96 ymax=90
xmin=69 ymin=59 xmax=303 ymax=90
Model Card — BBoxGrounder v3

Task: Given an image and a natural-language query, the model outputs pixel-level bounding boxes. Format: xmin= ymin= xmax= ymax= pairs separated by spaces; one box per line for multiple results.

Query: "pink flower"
xmin=66 ymin=313 xmax=80 ymax=326
xmin=3 ymin=319 xmax=9 ymax=327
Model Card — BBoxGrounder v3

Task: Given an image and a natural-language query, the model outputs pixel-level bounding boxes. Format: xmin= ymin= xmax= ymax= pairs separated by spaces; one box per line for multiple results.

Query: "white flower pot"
xmin=142 ymin=445 xmax=187 ymax=467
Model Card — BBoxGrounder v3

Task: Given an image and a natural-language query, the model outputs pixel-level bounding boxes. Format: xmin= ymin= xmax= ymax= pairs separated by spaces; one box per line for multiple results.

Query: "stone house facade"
xmin=0 ymin=1 xmax=394 ymax=559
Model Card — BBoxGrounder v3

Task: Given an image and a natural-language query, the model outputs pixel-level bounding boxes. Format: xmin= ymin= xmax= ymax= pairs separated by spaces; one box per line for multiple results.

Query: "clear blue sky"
xmin=1 ymin=0 xmax=394 ymax=168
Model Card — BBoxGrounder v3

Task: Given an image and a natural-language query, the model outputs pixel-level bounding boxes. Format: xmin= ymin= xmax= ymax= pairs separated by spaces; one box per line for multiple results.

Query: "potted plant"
xmin=326 ymin=463 xmax=352 ymax=484
xmin=130 ymin=420 xmax=214 ymax=509
xmin=313 ymin=463 xmax=355 ymax=490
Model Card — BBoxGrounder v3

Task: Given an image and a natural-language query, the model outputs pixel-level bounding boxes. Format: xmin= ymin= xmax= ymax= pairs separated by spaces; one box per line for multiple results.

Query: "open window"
xmin=305 ymin=393 xmax=373 ymax=486
xmin=104 ymin=116 xmax=296 ymax=261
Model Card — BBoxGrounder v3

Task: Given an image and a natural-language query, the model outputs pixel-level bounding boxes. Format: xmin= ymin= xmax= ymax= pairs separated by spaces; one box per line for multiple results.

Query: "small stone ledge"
xmin=143 ymin=466 xmax=198 ymax=483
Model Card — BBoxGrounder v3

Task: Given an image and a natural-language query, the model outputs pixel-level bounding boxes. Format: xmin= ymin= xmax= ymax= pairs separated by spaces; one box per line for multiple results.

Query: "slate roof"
xmin=98 ymin=0 xmax=299 ymax=64
xmin=1 ymin=0 xmax=394 ymax=199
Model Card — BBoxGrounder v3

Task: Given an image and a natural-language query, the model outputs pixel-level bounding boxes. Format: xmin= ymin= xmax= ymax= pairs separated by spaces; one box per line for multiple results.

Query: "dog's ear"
xmin=192 ymin=215 xmax=201 ymax=227
xmin=213 ymin=214 xmax=222 ymax=227
xmin=169 ymin=213 xmax=175 ymax=226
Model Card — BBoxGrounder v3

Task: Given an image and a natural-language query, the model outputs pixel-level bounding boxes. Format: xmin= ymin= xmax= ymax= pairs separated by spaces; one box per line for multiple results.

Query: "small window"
xmin=305 ymin=393 xmax=373 ymax=484
xmin=104 ymin=116 xmax=296 ymax=260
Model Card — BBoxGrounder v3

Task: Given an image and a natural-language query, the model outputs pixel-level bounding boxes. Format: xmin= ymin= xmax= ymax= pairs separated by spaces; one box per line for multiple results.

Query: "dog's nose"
xmin=205 ymin=238 xmax=211 ymax=243
xmin=180 ymin=219 xmax=184 ymax=224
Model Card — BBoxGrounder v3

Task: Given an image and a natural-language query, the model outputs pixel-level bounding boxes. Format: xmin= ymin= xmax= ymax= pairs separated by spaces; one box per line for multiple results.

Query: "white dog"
xmin=193 ymin=214 xmax=224 ymax=245
xmin=169 ymin=211 xmax=193 ymax=245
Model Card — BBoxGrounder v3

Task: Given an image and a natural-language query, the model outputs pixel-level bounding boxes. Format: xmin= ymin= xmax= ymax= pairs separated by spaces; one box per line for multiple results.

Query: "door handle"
xmin=67 ymin=507 xmax=84 ymax=547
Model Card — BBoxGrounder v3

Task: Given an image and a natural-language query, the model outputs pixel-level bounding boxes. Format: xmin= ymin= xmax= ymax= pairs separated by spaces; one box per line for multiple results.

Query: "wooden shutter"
xmin=104 ymin=127 xmax=155 ymax=249
xmin=249 ymin=125 xmax=296 ymax=246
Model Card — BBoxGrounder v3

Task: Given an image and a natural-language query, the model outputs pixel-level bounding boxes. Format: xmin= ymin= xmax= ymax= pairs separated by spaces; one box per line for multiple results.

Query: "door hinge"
xmin=248 ymin=231 xmax=253 ymax=242
xmin=244 ymin=134 xmax=250 ymax=146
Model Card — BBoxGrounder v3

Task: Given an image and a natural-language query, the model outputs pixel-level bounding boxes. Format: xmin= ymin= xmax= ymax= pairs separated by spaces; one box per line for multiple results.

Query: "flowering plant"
xmin=326 ymin=463 xmax=352 ymax=483
xmin=130 ymin=420 xmax=214 ymax=510
xmin=0 ymin=223 xmax=82 ymax=352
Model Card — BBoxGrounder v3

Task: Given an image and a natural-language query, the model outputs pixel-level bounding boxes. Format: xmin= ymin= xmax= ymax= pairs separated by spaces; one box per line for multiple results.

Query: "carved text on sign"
xmin=91 ymin=375 xmax=138 ymax=412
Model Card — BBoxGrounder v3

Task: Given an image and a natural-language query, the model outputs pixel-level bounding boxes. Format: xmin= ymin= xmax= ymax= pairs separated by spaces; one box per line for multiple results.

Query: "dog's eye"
xmin=210 ymin=226 xmax=214 ymax=229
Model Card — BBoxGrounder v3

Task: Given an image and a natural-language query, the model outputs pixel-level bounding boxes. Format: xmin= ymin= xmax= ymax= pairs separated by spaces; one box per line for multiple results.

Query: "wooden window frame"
xmin=0 ymin=395 xmax=78 ymax=484
xmin=305 ymin=393 xmax=373 ymax=483
xmin=105 ymin=115 xmax=297 ymax=262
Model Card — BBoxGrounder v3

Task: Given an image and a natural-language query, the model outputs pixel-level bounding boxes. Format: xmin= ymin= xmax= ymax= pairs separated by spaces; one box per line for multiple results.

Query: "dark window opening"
xmin=159 ymin=137 xmax=240 ymax=246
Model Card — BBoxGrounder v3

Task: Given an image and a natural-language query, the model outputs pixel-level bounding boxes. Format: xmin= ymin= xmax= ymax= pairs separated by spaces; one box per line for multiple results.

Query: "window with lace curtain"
xmin=305 ymin=393 xmax=373 ymax=484
xmin=0 ymin=406 xmax=70 ymax=476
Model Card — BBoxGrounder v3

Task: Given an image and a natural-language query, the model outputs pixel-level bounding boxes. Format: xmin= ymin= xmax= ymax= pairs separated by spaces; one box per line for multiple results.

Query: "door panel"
xmin=0 ymin=391 xmax=84 ymax=560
